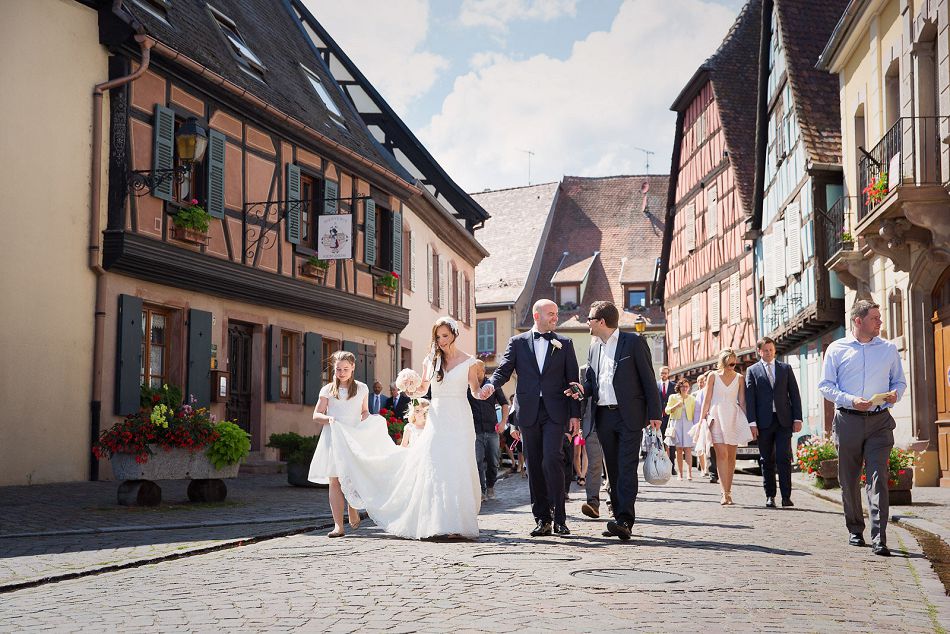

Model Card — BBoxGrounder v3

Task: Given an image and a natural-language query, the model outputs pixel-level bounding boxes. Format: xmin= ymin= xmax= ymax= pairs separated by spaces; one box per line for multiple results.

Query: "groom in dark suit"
xmin=744 ymin=336 xmax=803 ymax=508
xmin=485 ymin=299 xmax=581 ymax=537
xmin=572 ymin=301 xmax=661 ymax=540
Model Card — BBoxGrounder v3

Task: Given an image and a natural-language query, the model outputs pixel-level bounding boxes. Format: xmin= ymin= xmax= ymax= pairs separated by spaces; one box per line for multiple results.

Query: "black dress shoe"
xmin=781 ymin=498 xmax=794 ymax=507
xmin=709 ymin=475 xmax=719 ymax=484
xmin=765 ymin=497 xmax=776 ymax=508
xmin=602 ymin=530 xmax=614 ymax=538
xmin=553 ymin=523 xmax=571 ymax=537
xmin=849 ymin=533 xmax=866 ymax=547
xmin=872 ymin=543 xmax=891 ymax=557
xmin=606 ymin=520 xmax=632 ymax=541
xmin=530 ymin=520 xmax=553 ymax=537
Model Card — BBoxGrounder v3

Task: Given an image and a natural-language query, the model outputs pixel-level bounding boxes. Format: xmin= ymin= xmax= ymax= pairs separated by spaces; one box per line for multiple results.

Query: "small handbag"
xmin=642 ymin=427 xmax=673 ymax=485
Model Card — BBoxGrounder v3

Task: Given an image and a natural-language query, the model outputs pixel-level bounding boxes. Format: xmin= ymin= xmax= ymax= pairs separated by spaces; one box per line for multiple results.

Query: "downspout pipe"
xmin=88 ymin=32 xmax=154 ymax=480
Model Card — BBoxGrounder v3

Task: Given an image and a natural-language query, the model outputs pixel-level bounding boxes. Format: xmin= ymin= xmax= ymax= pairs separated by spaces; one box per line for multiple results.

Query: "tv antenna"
xmin=519 ymin=149 xmax=535 ymax=185
xmin=634 ymin=146 xmax=655 ymax=174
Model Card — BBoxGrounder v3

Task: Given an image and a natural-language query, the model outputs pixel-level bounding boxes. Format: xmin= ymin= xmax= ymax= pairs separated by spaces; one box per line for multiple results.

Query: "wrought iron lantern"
xmin=634 ymin=314 xmax=647 ymax=334
xmin=129 ymin=117 xmax=208 ymax=195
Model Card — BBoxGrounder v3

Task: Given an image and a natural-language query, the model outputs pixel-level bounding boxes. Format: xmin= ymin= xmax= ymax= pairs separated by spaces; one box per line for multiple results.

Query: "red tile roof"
xmin=521 ymin=174 xmax=669 ymax=330
xmin=776 ymin=0 xmax=848 ymax=166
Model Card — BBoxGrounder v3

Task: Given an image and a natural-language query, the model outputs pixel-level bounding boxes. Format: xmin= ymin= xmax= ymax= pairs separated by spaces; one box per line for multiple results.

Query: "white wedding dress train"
xmin=309 ymin=358 xmax=481 ymax=539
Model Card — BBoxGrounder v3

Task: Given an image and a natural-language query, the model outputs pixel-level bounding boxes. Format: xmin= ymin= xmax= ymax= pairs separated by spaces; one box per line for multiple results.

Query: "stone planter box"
xmin=170 ymin=225 xmax=209 ymax=245
xmin=815 ymin=458 xmax=839 ymax=488
xmin=110 ymin=445 xmax=241 ymax=506
xmin=889 ymin=469 xmax=913 ymax=505
xmin=287 ymin=462 xmax=321 ymax=488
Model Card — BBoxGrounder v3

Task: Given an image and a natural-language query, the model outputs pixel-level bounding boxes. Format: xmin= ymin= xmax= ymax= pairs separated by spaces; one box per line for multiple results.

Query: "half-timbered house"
xmin=0 ymin=0 xmax=487 ymax=484
xmin=747 ymin=0 xmax=847 ymax=440
xmin=657 ymin=0 xmax=762 ymax=380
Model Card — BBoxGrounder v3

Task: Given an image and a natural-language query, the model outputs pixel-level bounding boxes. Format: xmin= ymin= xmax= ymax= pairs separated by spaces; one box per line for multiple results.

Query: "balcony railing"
xmin=819 ymin=195 xmax=852 ymax=261
xmin=857 ymin=116 xmax=946 ymax=222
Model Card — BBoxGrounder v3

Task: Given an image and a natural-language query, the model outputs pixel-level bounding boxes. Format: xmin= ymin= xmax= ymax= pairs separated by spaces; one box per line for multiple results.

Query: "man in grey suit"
xmin=578 ymin=365 xmax=606 ymax=519
xmin=571 ymin=301 xmax=661 ymax=540
xmin=745 ymin=336 xmax=803 ymax=508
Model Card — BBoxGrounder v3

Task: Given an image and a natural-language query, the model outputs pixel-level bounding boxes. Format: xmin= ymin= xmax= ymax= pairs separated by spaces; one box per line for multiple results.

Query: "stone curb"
xmin=0 ymin=518 xmax=334 ymax=595
xmin=0 ymin=514 xmax=330 ymax=540
xmin=792 ymin=475 xmax=950 ymax=545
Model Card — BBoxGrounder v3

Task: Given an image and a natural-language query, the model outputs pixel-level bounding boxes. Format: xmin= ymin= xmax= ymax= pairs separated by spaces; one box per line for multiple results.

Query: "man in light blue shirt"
xmin=819 ymin=299 xmax=906 ymax=556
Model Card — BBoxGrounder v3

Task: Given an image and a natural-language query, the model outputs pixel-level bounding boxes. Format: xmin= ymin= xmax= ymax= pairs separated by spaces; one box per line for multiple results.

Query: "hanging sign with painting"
xmin=317 ymin=214 xmax=352 ymax=260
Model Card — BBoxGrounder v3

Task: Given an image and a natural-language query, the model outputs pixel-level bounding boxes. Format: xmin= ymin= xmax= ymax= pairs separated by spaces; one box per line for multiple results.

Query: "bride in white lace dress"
xmin=309 ymin=317 xmax=484 ymax=540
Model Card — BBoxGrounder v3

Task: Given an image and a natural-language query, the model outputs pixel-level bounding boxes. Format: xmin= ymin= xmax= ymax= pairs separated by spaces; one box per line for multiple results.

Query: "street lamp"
xmin=129 ymin=117 xmax=208 ymax=196
xmin=634 ymin=314 xmax=647 ymax=334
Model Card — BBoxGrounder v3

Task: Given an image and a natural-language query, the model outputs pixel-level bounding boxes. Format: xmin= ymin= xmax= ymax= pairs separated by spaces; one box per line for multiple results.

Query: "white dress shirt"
xmin=595 ymin=328 xmax=620 ymax=406
xmin=530 ymin=326 xmax=550 ymax=371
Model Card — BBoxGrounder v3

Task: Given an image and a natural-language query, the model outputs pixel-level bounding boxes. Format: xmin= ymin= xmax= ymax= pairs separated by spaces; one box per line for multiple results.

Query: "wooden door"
xmin=227 ymin=322 xmax=254 ymax=434
xmin=932 ymin=270 xmax=950 ymax=485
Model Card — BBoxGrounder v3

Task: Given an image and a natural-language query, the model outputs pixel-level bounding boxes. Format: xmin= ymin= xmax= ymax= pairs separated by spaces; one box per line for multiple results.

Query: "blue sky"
xmin=306 ymin=0 xmax=747 ymax=191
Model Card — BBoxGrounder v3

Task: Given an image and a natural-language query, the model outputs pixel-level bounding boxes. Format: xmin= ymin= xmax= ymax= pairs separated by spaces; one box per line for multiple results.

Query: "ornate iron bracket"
xmin=242 ymin=195 xmax=371 ymax=262
xmin=128 ymin=165 xmax=193 ymax=196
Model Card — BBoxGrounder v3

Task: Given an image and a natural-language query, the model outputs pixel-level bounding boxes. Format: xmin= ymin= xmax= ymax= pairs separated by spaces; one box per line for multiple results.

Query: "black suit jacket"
xmin=385 ymin=393 xmax=412 ymax=421
xmin=745 ymin=360 xmax=803 ymax=428
xmin=583 ymin=331 xmax=662 ymax=430
xmin=489 ymin=331 xmax=580 ymax=428
xmin=657 ymin=379 xmax=676 ymax=422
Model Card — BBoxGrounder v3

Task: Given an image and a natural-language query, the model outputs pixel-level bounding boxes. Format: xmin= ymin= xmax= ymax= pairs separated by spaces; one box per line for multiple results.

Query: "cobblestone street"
xmin=2 ymin=472 xmax=948 ymax=632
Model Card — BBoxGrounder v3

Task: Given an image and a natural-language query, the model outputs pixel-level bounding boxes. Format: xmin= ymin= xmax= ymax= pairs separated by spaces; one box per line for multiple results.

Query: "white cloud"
xmin=301 ymin=0 xmax=448 ymax=115
xmin=421 ymin=0 xmax=740 ymax=191
xmin=459 ymin=0 xmax=578 ymax=31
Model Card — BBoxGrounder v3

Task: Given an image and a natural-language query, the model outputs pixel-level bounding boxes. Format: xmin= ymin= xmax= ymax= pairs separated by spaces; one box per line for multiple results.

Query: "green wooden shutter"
xmin=115 ymin=294 xmax=144 ymax=415
xmin=303 ymin=332 xmax=323 ymax=405
xmin=286 ymin=164 xmax=301 ymax=244
xmin=152 ymin=105 xmax=175 ymax=202
xmin=364 ymin=198 xmax=377 ymax=266
xmin=186 ymin=309 xmax=213 ymax=407
xmin=266 ymin=325 xmax=281 ymax=402
xmin=206 ymin=129 xmax=226 ymax=219
xmin=364 ymin=344 xmax=376 ymax=389
xmin=392 ymin=209 xmax=403 ymax=275
xmin=324 ymin=180 xmax=338 ymax=215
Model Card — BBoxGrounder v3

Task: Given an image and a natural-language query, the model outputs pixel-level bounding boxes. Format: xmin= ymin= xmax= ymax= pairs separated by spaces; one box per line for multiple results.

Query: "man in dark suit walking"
xmin=571 ymin=301 xmax=661 ymax=541
xmin=385 ymin=382 xmax=411 ymax=423
xmin=744 ymin=336 xmax=803 ymax=508
xmin=485 ymin=299 xmax=581 ymax=537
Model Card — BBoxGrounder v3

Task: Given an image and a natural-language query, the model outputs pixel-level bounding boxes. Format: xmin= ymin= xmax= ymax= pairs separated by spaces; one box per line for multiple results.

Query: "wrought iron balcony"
xmin=857 ymin=116 xmax=946 ymax=223
xmin=819 ymin=195 xmax=853 ymax=262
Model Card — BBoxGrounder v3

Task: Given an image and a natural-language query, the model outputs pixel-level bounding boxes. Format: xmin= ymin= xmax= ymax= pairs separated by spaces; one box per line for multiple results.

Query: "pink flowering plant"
xmin=173 ymin=198 xmax=211 ymax=233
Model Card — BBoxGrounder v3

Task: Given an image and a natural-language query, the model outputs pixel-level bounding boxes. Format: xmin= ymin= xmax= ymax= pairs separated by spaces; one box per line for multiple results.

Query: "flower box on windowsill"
xmin=170 ymin=225 xmax=209 ymax=246
xmin=301 ymin=263 xmax=328 ymax=282
xmin=840 ymin=240 xmax=854 ymax=252
xmin=376 ymin=284 xmax=396 ymax=298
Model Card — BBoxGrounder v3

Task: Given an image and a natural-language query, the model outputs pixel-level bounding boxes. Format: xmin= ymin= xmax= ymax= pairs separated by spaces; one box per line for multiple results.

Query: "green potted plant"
xmin=302 ymin=255 xmax=330 ymax=281
xmin=796 ymin=437 xmax=838 ymax=488
xmin=838 ymin=230 xmax=854 ymax=250
xmin=171 ymin=198 xmax=212 ymax=245
xmin=861 ymin=447 xmax=917 ymax=505
xmin=266 ymin=432 xmax=321 ymax=487
xmin=375 ymin=271 xmax=399 ymax=298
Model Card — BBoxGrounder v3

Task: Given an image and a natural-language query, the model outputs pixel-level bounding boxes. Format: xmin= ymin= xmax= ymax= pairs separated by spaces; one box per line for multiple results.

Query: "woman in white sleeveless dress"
xmin=309 ymin=317 xmax=485 ymax=540
xmin=699 ymin=348 xmax=755 ymax=505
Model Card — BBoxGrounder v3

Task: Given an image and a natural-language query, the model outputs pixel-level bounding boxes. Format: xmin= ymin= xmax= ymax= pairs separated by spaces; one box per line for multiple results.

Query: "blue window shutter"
xmin=324 ymin=180 xmax=338 ymax=215
xmin=205 ymin=129 xmax=226 ymax=219
xmin=152 ymin=105 xmax=175 ymax=202
xmin=364 ymin=198 xmax=377 ymax=266
xmin=115 ymin=294 xmax=144 ymax=415
xmin=392 ymin=210 xmax=403 ymax=275
xmin=286 ymin=164 xmax=301 ymax=244
xmin=266 ymin=325 xmax=281 ymax=402
xmin=187 ymin=309 xmax=213 ymax=407
xmin=303 ymin=332 xmax=323 ymax=405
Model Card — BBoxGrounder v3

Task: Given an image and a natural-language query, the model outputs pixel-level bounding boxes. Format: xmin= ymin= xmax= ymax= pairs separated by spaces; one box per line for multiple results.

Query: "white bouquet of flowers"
xmin=395 ymin=368 xmax=423 ymax=395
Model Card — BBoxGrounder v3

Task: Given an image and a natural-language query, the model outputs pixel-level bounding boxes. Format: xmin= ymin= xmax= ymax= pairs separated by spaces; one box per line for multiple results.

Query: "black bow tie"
xmin=534 ymin=331 xmax=554 ymax=341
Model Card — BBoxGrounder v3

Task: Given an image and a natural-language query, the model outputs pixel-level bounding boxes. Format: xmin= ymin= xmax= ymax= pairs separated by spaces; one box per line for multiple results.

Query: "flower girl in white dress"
xmin=308 ymin=350 xmax=369 ymax=537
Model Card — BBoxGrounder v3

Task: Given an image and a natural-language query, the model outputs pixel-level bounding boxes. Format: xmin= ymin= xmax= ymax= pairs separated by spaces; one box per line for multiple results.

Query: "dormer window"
xmin=625 ymin=285 xmax=649 ymax=311
xmin=209 ymin=5 xmax=266 ymax=79
xmin=301 ymin=65 xmax=345 ymax=125
xmin=555 ymin=284 xmax=579 ymax=310
xmin=131 ymin=0 xmax=171 ymax=21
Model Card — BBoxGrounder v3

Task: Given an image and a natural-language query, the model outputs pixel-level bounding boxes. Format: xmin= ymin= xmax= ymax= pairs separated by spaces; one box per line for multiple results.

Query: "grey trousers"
xmin=835 ymin=409 xmax=895 ymax=545
xmin=584 ymin=431 xmax=605 ymax=506
xmin=474 ymin=431 xmax=500 ymax=492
